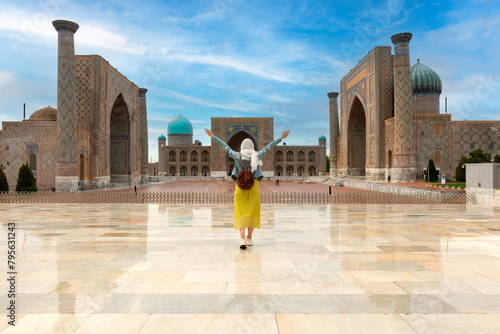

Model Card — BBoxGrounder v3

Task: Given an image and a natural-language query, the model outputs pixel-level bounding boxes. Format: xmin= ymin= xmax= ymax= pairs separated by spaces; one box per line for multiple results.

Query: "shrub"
xmin=16 ymin=163 xmax=37 ymax=192
xmin=426 ymin=159 xmax=439 ymax=182
xmin=494 ymin=154 xmax=500 ymax=163
xmin=468 ymin=148 xmax=491 ymax=163
xmin=455 ymin=156 xmax=468 ymax=182
xmin=0 ymin=164 xmax=8 ymax=192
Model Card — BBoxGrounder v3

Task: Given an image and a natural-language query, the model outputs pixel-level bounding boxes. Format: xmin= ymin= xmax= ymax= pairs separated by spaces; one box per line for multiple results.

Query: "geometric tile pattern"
xmin=110 ymin=96 xmax=130 ymax=176
xmin=392 ymin=34 xmax=416 ymax=169
xmin=0 ymin=21 xmax=149 ymax=190
xmin=335 ymin=33 xmax=500 ymax=180
xmin=211 ymin=118 xmax=274 ymax=172
xmin=453 ymin=122 xmax=500 ymax=163
xmin=139 ymin=89 xmax=149 ymax=174
xmin=92 ymin=55 xmax=101 ymax=177
xmin=0 ymin=122 xmax=56 ymax=189
xmin=56 ymin=30 xmax=77 ymax=167
xmin=328 ymin=93 xmax=339 ymax=171
xmin=110 ymin=141 xmax=128 ymax=175
xmin=416 ymin=115 xmax=452 ymax=176
xmin=225 ymin=124 xmax=260 ymax=146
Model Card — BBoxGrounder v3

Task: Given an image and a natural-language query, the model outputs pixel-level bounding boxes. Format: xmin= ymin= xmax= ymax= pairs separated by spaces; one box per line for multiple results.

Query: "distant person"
xmin=205 ymin=128 xmax=290 ymax=249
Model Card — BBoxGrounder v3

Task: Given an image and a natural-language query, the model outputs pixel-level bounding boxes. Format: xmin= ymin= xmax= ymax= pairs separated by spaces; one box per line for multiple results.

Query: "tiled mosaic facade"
xmin=54 ymin=21 xmax=79 ymax=180
xmin=157 ymin=117 xmax=326 ymax=177
xmin=338 ymin=46 xmax=393 ymax=180
xmin=391 ymin=33 xmax=416 ymax=179
xmin=0 ymin=20 xmax=148 ymax=190
xmin=332 ymin=32 xmax=500 ymax=181
xmin=0 ymin=122 xmax=57 ymax=190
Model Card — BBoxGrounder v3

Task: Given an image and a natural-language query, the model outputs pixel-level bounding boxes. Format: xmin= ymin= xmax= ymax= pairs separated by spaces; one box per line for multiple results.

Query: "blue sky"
xmin=1 ymin=0 xmax=499 ymax=162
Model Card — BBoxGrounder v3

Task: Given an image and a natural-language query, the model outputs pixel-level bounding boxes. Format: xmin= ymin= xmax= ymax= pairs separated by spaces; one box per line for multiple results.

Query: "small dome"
xmin=411 ymin=60 xmax=442 ymax=95
xmin=158 ymin=134 xmax=166 ymax=141
xmin=167 ymin=114 xmax=193 ymax=135
xmin=28 ymin=106 xmax=57 ymax=121
xmin=318 ymin=134 xmax=327 ymax=141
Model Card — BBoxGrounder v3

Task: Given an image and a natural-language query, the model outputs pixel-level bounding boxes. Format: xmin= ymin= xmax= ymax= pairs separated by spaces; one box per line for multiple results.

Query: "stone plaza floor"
xmin=1 ymin=202 xmax=500 ymax=333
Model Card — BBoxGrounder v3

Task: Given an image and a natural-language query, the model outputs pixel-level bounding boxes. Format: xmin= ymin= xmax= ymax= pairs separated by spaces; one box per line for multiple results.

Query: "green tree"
xmin=468 ymin=148 xmax=491 ymax=163
xmin=455 ymin=156 xmax=468 ymax=182
xmin=0 ymin=164 xmax=8 ymax=192
xmin=494 ymin=154 xmax=500 ymax=163
xmin=16 ymin=163 xmax=37 ymax=192
xmin=426 ymin=159 xmax=439 ymax=182
xmin=326 ymin=155 xmax=330 ymax=172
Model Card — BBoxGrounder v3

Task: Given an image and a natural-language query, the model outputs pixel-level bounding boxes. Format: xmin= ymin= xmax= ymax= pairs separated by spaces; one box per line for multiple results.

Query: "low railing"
xmin=0 ymin=191 xmax=473 ymax=204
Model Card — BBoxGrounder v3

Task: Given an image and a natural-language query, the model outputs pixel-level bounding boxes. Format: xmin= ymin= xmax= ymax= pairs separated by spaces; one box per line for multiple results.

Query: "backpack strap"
xmin=239 ymin=154 xmax=251 ymax=169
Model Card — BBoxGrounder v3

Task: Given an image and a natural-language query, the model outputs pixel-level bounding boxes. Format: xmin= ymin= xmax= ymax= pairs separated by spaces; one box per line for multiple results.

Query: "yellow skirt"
xmin=234 ymin=180 xmax=260 ymax=229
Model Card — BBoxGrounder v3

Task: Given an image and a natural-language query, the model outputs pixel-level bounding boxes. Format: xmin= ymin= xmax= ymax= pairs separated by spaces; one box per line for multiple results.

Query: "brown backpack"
xmin=237 ymin=155 xmax=255 ymax=190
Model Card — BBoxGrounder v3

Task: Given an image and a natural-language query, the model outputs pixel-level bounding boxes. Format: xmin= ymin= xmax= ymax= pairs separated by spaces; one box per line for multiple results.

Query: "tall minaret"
xmin=328 ymin=92 xmax=339 ymax=176
xmin=391 ymin=32 xmax=417 ymax=182
xmin=139 ymin=88 xmax=149 ymax=183
xmin=53 ymin=20 xmax=79 ymax=191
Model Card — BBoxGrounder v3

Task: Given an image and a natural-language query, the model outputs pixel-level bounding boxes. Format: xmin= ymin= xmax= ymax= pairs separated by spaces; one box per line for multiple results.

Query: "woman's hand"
xmin=280 ymin=130 xmax=290 ymax=140
xmin=205 ymin=128 xmax=214 ymax=138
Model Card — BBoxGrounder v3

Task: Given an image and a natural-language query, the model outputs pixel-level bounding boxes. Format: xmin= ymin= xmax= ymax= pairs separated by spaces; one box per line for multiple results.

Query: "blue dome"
xmin=318 ymin=134 xmax=327 ymax=141
xmin=411 ymin=60 xmax=442 ymax=95
xmin=158 ymin=134 xmax=166 ymax=141
xmin=168 ymin=114 xmax=193 ymax=135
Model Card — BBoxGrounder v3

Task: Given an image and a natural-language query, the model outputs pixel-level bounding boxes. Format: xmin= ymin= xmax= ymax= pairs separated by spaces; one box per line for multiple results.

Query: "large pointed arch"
xmin=110 ymin=93 xmax=131 ymax=183
xmin=226 ymin=130 xmax=257 ymax=172
xmin=347 ymin=95 xmax=366 ymax=176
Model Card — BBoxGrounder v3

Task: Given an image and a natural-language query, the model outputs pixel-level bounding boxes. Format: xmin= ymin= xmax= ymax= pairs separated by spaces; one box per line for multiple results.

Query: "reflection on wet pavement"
xmin=0 ymin=203 xmax=500 ymax=333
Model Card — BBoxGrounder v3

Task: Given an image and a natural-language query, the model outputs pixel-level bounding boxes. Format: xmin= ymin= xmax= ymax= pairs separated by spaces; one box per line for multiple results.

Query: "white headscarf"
xmin=240 ymin=138 xmax=262 ymax=171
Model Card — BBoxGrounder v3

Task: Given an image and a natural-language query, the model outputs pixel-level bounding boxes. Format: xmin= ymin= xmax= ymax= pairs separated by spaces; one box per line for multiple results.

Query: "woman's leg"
xmin=247 ymin=227 xmax=254 ymax=239
xmin=239 ymin=228 xmax=245 ymax=239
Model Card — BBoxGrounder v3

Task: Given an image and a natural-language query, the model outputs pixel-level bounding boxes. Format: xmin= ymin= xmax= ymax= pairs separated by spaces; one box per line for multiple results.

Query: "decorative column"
xmin=328 ymin=92 xmax=340 ymax=176
xmin=391 ymin=32 xmax=417 ymax=181
xmin=139 ymin=88 xmax=149 ymax=183
xmin=53 ymin=20 xmax=79 ymax=191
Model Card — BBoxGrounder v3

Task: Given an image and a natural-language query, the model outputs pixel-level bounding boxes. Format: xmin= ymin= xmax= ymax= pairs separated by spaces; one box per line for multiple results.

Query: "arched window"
xmin=202 ymin=166 xmax=210 ymax=176
xmin=276 ymin=166 xmax=283 ymax=176
xmin=434 ymin=149 xmax=443 ymax=164
xmin=297 ymin=166 xmax=305 ymax=176
xmin=308 ymin=151 xmax=316 ymax=162
xmin=180 ymin=151 xmax=187 ymax=162
xmin=29 ymin=152 xmax=37 ymax=171
xmin=169 ymin=151 xmax=176 ymax=162
xmin=276 ymin=151 xmax=283 ymax=162
xmin=201 ymin=151 xmax=209 ymax=162
xmin=180 ymin=166 xmax=187 ymax=176
xmin=191 ymin=151 xmax=198 ymax=162
xmin=388 ymin=150 xmax=393 ymax=169
xmin=287 ymin=166 xmax=294 ymax=176
xmin=308 ymin=166 xmax=316 ymax=176
xmin=191 ymin=166 xmax=198 ymax=176
xmin=297 ymin=151 xmax=305 ymax=162
xmin=286 ymin=151 xmax=294 ymax=162
xmin=169 ymin=166 xmax=176 ymax=176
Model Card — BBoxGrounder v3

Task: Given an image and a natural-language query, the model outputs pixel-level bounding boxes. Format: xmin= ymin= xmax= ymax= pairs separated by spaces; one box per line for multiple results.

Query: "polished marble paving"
xmin=0 ymin=203 xmax=500 ymax=333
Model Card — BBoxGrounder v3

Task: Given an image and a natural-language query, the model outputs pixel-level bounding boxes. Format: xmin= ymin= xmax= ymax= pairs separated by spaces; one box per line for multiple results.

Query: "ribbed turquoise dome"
xmin=158 ymin=134 xmax=166 ymax=141
xmin=167 ymin=114 xmax=193 ymax=135
xmin=318 ymin=134 xmax=327 ymax=141
xmin=411 ymin=60 xmax=442 ymax=95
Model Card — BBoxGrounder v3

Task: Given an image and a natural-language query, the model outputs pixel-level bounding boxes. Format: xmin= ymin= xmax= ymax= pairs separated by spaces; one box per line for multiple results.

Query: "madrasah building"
xmin=156 ymin=115 xmax=327 ymax=177
xmin=328 ymin=32 xmax=500 ymax=182
xmin=0 ymin=20 xmax=149 ymax=191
